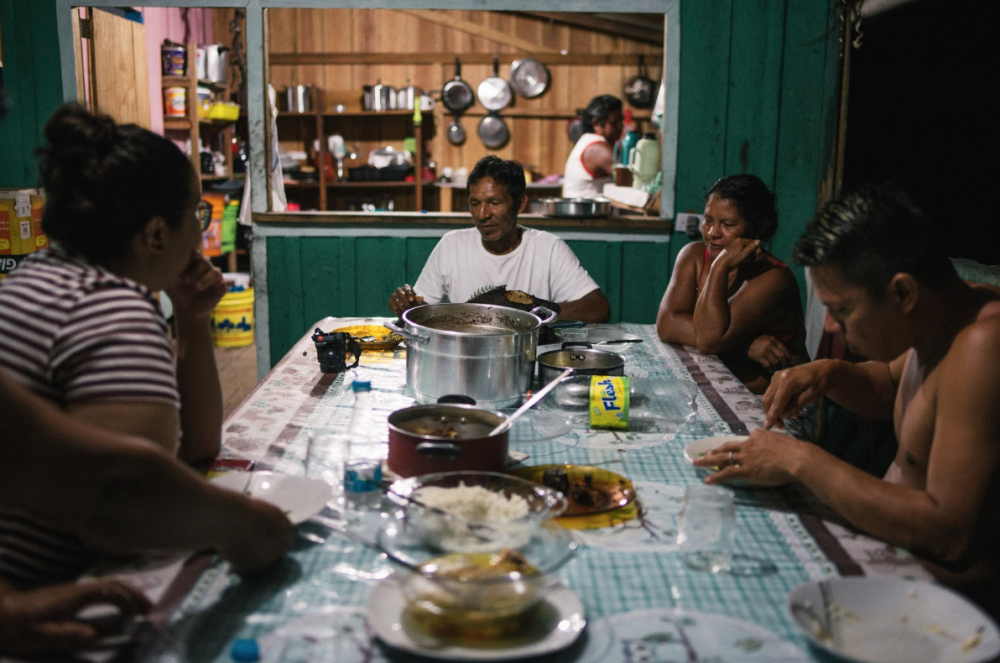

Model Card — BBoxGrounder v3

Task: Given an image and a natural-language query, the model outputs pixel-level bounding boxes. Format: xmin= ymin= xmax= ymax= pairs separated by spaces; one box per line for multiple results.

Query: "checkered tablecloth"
xmin=133 ymin=318 xmax=929 ymax=662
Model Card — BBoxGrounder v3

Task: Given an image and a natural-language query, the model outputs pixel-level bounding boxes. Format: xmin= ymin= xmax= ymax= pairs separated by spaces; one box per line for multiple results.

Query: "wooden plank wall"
xmin=265 ymin=234 xmax=671 ymax=362
xmin=672 ymin=0 xmax=841 ymax=299
xmin=266 ymin=9 xmax=661 ymax=183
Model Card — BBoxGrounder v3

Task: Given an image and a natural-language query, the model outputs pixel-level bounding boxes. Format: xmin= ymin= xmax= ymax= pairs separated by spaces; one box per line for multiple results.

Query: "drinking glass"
xmin=677 ymin=485 xmax=735 ymax=573
xmin=559 ymin=327 xmax=589 ymax=343
xmin=306 ymin=429 xmax=347 ymax=506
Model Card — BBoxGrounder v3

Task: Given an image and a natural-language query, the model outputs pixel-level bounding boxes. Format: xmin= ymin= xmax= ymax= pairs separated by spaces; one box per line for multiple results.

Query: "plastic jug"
xmin=628 ymin=133 xmax=660 ymax=190
xmin=614 ymin=130 xmax=642 ymax=166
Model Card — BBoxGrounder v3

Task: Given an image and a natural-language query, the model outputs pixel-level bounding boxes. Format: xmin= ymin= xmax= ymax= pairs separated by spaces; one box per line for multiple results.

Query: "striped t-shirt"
xmin=0 ymin=244 xmax=179 ymax=588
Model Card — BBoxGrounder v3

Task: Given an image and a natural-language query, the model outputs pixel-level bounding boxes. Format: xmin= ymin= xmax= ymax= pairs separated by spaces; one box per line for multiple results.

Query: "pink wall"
xmin=143 ymin=7 xmax=215 ymax=134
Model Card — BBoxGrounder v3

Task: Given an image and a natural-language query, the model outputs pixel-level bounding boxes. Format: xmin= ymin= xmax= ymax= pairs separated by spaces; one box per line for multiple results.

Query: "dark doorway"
xmin=842 ymin=0 xmax=1000 ymax=265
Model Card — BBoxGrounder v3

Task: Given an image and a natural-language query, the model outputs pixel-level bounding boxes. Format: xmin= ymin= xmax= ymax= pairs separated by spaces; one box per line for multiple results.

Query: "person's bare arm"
xmin=761 ymin=355 xmax=904 ymax=427
xmin=1 ymin=375 xmax=293 ymax=572
xmin=656 ymin=241 xmax=701 ymax=344
xmin=692 ymin=240 xmax=797 ymax=355
xmin=558 ymin=288 xmax=610 ymax=323
xmin=581 ymin=140 xmax=615 ymax=179
xmin=700 ymin=323 xmax=1000 ymax=569
xmin=167 ymin=254 xmax=227 ymax=465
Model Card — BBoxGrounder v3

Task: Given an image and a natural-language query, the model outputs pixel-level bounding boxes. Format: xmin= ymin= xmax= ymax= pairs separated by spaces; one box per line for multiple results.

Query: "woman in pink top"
xmin=656 ymin=175 xmax=808 ymax=393
xmin=562 ymin=95 xmax=623 ymax=198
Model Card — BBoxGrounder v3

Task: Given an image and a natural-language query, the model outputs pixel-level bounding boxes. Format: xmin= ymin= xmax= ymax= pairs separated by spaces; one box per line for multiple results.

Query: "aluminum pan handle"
xmin=529 ymin=306 xmax=558 ymax=326
xmin=383 ymin=319 xmax=430 ymax=345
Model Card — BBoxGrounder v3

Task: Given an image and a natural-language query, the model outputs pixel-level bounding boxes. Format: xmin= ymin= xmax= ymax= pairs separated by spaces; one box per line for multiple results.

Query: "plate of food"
xmin=511 ymin=464 xmax=636 ymax=517
xmin=332 ymin=325 xmax=404 ymax=351
xmin=367 ymin=577 xmax=586 ymax=660
xmin=211 ymin=471 xmax=333 ymax=524
xmin=788 ymin=578 xmax=1000 ymax=663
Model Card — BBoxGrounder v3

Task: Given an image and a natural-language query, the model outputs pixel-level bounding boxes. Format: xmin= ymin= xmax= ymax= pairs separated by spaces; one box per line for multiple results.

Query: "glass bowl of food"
xmin=378 ymin=515 xmax=578 ymax=641
xmin=387 ymin=471 xmax=569 ymax=553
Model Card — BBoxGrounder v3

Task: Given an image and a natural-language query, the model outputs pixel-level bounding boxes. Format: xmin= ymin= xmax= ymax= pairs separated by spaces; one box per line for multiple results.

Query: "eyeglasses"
xmin=195 ymin=200 xmax=213 ymax=231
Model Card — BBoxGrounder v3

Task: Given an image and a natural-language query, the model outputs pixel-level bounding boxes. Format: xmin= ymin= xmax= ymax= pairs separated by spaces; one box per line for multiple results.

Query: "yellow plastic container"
xmin=210 ymin=287 xmax=254 ymax=347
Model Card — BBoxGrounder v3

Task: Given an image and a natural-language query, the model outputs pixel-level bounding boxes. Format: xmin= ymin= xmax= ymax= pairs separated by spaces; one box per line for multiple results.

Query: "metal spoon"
xmin=488 ymin=367 xmax=574 ymax=437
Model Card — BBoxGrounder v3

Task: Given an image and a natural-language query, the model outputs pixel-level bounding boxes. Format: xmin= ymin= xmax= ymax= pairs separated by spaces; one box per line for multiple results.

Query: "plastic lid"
xmin=229 ymin=638 xmax=260 ymax=662
xmin=352 ymin=379 xmax=372 ymax=392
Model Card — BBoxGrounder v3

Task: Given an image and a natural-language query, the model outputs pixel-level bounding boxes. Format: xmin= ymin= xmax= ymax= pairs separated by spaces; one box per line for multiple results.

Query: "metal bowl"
xmin=540 ymin=197 xmax=611 ymax=219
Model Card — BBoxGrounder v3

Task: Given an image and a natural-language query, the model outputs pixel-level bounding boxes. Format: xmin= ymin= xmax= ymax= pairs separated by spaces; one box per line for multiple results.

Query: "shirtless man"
xmin=694 ymin=185 xmax=1000 ymax=617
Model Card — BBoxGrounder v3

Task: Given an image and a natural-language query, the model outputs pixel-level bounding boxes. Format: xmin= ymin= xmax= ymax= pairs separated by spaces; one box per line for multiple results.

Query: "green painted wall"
xmin=265 ymin=235 xmax=672 ymax=363
xmin=672 ymin=0 xmax=841 ymax=297
xmin=0 ymin=0 xmax=62 ymax=187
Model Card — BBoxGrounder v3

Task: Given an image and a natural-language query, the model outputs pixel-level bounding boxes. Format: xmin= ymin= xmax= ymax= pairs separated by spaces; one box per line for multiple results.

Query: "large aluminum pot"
xmin=537 ymin=342 xmax=626 ymax=385
xmin=387 ymin=397 xmax=508 ymax=478
xmin=385 ymin=303 xmax=557 ymax=409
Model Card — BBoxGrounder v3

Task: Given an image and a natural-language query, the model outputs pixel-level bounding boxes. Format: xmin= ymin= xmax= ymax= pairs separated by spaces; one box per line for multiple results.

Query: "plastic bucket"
xmin=211 ymin=287 xmax=254 ymax=347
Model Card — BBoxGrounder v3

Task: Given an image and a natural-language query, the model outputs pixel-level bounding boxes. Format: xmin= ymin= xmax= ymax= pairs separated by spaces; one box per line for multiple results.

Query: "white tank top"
xmin=562 ymin=133 xmax=612 ymax=198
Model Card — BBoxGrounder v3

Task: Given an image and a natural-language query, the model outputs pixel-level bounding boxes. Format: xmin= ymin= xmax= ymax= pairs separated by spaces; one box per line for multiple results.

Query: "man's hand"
xmin=717 ymin=238 xmax=762 ymax=271
xmin=216 ymin=499 xmax=294 ymax=574
xmin=388 ymin=284 xmax=425 ymax=316
xmin=0 ymin=579 xmax=150 ymax=656
xmin=761 ymin=360 xmax=835 ymax=428
xmin=747 ymin=334 xmax=791 ymax=372
xmin=692 ymin=429 xmax=808 ymax=487
xmin=165 ymin=252 xmax=228 ymax=322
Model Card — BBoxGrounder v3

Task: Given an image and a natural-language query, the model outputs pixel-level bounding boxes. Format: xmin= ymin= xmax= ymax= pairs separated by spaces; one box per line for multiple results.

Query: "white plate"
xmin=366 ymin=577 xmax=586 ymax=660
xmin=211 ymin=471 xmax=333 ymax=524
xmin=788 ymin=578 xmax=1000 ymax=663
xmin=576 ymin=608 xmax=810 ymax=663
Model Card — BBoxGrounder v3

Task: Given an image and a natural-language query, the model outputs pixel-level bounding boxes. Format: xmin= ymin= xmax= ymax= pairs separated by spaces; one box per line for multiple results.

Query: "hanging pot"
xmin=478 ymin=112 xmax=510 ymax=149
xmin=566 ymin=111 xmax=585 ymax=144
xmin=447 ymin=114 xmax=467 ymax=146
xmin=477 ymin=56 xmax=512 ymax=111
xmin=509 ymin=58 xmax=550 ymax=99
xmin=623 ymin=54 xmax=657 ymax=109
xmin=442 ymin=59 xmax=474 ymax=113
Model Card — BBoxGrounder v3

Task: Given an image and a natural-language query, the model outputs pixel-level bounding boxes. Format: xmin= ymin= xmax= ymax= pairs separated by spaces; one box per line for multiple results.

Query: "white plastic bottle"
xmin=343 ymin=379 xmax=383 ymax=512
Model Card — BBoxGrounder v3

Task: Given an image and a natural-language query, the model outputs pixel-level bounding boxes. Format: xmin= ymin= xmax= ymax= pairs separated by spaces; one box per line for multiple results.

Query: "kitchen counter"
xmin=253 ymin=211 xmax=670 ymax=232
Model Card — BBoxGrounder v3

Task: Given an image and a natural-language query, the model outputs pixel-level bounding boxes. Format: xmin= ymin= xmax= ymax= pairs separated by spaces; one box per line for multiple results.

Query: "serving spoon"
xmin=488 ymin=367 xmax=574 ymax=437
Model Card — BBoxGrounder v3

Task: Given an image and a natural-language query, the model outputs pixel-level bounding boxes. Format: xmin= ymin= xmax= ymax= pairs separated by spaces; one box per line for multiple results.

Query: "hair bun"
xmin=44 ymin=103 xmax=116 ymax=163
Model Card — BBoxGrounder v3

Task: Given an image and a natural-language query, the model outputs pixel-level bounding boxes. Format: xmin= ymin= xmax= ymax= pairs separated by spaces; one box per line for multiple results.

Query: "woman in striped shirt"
xmin=0 ymin=104 xmax=228 ymax=588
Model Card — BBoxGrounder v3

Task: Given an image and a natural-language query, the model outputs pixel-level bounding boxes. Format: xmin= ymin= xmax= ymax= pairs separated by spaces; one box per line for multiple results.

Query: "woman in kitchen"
xmin=562 ymin=94 xmax=623 ymax=199
xmin=0 ymin=104 xmax=227 ymax=588
xmin=656 ymin=174 xmax=808 ymax=393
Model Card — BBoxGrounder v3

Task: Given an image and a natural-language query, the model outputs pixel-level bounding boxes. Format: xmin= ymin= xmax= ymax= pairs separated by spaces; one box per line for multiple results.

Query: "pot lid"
xmin=538 ymin=345 xmax=625 ymax=369
xmin=509 ymin=58 xmax=550 ymax=99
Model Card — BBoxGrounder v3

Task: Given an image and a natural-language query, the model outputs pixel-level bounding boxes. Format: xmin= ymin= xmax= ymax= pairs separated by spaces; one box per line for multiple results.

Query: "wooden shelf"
xmin=163 ymin=118 xmax=192 ymax=130
xmin=461 ymin=108 xmax=653 ymax=120
xmin=329 ymin=180 xmax=433 ymax=188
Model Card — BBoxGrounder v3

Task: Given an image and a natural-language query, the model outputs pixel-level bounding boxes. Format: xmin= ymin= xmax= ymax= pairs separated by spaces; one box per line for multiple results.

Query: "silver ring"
xmin=728 ymin=450 xmax=734 ymax=464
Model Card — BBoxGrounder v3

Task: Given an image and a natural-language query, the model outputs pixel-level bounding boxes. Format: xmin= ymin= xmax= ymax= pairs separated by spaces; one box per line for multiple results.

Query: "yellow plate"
xmin=333 ymin=325 xmax=405 ymax=351
xmin=510 ymin=464 xmax=636 ymax=517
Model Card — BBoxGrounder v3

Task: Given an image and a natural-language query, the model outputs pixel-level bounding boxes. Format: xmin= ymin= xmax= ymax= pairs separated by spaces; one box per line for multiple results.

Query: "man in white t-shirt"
xmin=389 ymin=156 xmax=610 ymax=323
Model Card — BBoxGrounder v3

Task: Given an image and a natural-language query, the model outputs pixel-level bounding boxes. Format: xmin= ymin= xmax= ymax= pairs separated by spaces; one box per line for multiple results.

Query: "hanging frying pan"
xmin=478 ymin=112 xmax=509 ymax=149
xmin=447 ymin=114 xmax=467 ymax=146
xmin=477 ymin=56 xmax=512 ymax=111
xmin=509 ymin=57 xmax=549 ymax=99
xmin=566 ymin=109 xmax=586 ymax=144
xmin=442 ymin=59 xmax=474 ymax=113
xmin=623 ymin=54 xmax=657 ymax=109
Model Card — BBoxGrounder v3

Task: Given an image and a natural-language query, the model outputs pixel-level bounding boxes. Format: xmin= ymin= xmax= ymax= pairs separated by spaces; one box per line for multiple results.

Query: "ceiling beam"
xmin=393 ymin=9 xmax=560 ymax=54
xmin=516 ymin=11 xmax=664 ymax=44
